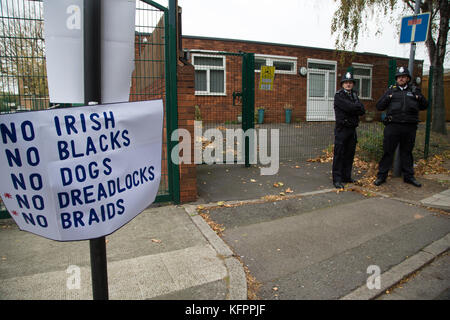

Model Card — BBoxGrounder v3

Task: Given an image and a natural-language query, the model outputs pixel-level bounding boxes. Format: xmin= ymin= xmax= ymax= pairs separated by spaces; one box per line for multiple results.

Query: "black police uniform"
xmin=332 ymin=72 xmax=365 ymax=188
xmin=375 ymin=67 xmax=428 ymax=186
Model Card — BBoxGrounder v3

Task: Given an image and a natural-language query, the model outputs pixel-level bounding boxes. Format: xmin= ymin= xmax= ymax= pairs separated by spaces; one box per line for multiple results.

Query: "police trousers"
xmin=332 ymin=126 xmax=357 ymax=183
xmin=377 ymin=123 xmax=417 ymax=180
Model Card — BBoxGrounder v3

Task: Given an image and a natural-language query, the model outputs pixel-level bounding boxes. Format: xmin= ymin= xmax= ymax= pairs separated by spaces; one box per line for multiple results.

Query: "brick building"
xmin=132 ymin=34 xmax=425 ymax=203
xmin=182 ymin=35 xmax=424 ymax=124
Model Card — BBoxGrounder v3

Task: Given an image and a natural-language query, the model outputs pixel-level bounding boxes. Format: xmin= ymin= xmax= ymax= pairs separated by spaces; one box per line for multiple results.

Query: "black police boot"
xmin=333 ymin=182 xmax=344 ymax=189
xmin=373 ymin=178 xmax=386 ymax=186
xmin=404 ymin=177 xmax=422 ymax=187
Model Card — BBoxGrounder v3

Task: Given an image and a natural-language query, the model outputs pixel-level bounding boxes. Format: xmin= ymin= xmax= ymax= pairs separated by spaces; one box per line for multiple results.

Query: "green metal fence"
xmin=0 ymin=0 xmax=178 ymax=218
xmin=187 ymin=46 xmax=447 ymax=174
xmin=188 ymin=50 xmax=255 ymax=166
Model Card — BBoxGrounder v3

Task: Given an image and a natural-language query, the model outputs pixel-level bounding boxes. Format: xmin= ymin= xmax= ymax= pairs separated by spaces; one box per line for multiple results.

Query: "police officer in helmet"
xmin=374 ymin=66 xmax=428 ymax=187
xmin=332 ymin=71 xmax=366 ymax=189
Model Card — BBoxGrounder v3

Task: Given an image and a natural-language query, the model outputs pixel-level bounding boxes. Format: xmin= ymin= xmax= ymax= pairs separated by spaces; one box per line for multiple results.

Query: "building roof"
xmin=182 ymin=35 xmax=424 ymax=64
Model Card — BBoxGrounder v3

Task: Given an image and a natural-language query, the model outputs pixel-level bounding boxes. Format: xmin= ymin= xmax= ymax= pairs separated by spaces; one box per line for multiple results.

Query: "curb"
xmin=183 ymin=204 xmax=247 ymax=300
xmin=340 ymin=233 xmax=450 ymax=300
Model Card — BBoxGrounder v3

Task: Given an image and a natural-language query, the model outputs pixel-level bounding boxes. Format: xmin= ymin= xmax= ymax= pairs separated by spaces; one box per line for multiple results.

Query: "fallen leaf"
xmin=151 ymin=239 xmax=162 ymax=243
xmin=250 ymin=179 xmax=256 ymax=182
xmin=273 ymin=287 xmax=278 ymax=291
xmin=285 ymin=188 xmax=293 ymax=193
xmin=217 ymin=201 xmax=225 ymax=206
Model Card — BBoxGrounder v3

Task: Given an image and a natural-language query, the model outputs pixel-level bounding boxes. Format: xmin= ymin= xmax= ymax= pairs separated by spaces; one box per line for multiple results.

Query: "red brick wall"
xmin=177 ymin=63 xmax=197 ymax=202
xmin=182 ymin=36 xmax=423 ymax=123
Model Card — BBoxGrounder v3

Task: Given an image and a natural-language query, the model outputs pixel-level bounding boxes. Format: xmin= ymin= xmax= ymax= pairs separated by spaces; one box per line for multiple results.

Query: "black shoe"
xmin=404 ymin=177 xmax=422 ymax=187
xmin=374 ymin=178 xmax=386 ymax=186
xmin=334 ymin=182 xmax=344 ymax=189
xmin=343 ymin=178 xmax=357 ymax=183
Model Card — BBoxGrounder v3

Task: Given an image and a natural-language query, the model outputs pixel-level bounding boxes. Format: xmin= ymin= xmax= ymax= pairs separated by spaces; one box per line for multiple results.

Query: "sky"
xmin=176 ymin=0 xmax=448 ymax=70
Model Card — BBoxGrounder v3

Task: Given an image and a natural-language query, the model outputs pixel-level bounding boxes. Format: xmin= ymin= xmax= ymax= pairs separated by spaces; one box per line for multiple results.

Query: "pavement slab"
xmin=0 ymin=205 xmax=244 ymax=300
xmin=213 ymin=195 xmax=450 ymax=300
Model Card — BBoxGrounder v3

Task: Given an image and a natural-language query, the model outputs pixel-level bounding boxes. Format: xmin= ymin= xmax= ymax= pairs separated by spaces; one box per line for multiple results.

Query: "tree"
xmin=0 ymin=0 xmax=48 ymax=98
xmin=331 ymin=0 xmax=449 ymax=135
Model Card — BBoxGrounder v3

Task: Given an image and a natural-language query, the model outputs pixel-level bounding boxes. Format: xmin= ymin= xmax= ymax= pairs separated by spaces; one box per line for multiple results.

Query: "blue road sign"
xmin=400 ymin=12 xmax=431 ymax=43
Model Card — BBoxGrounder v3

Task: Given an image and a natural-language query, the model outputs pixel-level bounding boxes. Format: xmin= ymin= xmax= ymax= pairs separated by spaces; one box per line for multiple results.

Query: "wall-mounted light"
xmin=299 ymin=66 xmax=307 ymax=76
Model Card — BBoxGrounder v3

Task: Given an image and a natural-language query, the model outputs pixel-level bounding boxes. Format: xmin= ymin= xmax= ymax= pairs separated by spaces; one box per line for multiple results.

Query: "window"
xmin=352 ymin=64 xmax=372 ymax=99
xmin=254 ymin=54 xmax=297 ymax=75
xmin=307 ymin=60 xmax=337 ymax=99
xmin=192 ymin=54 xmax=226 ymax=95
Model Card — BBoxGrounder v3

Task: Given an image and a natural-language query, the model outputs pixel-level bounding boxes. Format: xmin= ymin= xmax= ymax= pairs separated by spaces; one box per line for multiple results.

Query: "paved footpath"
xmin=203 ymin=190 xmax=449 ymax=300
xmin=1 ymin=161 xmax=448 ymax=300
xmin=196 ymin=163 xmax=450 ymax=300
xmin=376 ymin=252 xmax=450 ymax=300
xmin=0 ymin=205 xmax=246 ymax=300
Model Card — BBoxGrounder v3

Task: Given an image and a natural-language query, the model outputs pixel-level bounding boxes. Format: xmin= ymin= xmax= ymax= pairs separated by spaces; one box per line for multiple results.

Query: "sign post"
xmin=393 ymin=2 xmax=429 ymax=177
xmin=83 ymin=0 xmax=108 ymax=301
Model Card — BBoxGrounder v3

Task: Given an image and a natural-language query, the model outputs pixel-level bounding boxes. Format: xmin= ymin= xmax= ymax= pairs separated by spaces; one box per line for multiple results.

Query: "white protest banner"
xmin=0 ymin=100 xmax=163 ymax=241
xmin=44 ymin=0 xmax=136 ymax=104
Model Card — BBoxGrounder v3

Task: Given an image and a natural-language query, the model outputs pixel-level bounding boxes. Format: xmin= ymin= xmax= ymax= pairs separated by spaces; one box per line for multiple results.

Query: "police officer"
xmin=374 ymin=66 xmax=428 ymax=187
xmin=332 ymin=71 xmax=365 ymax=189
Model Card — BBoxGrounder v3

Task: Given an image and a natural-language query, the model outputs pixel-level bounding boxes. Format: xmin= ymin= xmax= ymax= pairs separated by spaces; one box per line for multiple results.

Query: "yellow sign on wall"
xmin=259 ymin=66 xmax=275 ymax=91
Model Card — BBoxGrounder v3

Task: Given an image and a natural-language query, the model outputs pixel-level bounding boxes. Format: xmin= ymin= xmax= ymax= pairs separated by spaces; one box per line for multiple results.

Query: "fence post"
xmin=168 ymin=0 xmax=180 ymax=203
xmin=424 ymin=66 xmax=433 ymax=159
xmin=242 ymin=53 xmax=255 ymax=167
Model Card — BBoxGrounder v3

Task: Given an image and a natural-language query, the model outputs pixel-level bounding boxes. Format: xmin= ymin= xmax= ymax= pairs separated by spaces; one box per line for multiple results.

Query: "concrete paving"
xmin=421 ymin=188 xmax=450 ymax=212
xmin=0 ymin=205 xmax=246 ymax=300
xmin=376 ymin=251 xmax=450 ymax=300
xmin=207 ymin=191 xmax=450 ymax=300
xmin=1 ymin=159 xmax=449 ymax=300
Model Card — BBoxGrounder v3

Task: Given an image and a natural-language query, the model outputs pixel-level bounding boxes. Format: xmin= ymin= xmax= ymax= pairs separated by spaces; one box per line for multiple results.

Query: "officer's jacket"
xmin=376 ymin=85 xmax=428 ymax=124
xmin=334 ymin=89 xmax=365 ymax=128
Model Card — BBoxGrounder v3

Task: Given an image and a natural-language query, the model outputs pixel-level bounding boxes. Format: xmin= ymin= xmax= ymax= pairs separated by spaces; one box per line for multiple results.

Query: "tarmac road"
xmin=198 ymin=161 xmax=450 ymax=300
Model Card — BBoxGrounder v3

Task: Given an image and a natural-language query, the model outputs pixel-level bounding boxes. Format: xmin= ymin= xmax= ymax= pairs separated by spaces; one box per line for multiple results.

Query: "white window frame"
xmin=352 ymin=63 xmax=373 ymax=100
xmin=255 ymin=54 xmax=297 ymax=75
xmin=192 ymin=53 xmax=227 ymax=96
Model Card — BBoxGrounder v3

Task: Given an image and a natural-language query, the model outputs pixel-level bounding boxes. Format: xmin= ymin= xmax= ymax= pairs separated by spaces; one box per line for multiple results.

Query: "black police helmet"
xmin=395 ymin=66 xmax=411 ymax=80
xmin=340 ymin=71 xmax=355 ymax=84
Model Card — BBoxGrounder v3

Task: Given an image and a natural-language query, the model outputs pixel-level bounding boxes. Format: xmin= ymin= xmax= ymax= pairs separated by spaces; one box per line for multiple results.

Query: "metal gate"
xmin=0 ymin=0 xmax=178 ymax=218
xmin=188 ymin=50 xmax=255 ymax=166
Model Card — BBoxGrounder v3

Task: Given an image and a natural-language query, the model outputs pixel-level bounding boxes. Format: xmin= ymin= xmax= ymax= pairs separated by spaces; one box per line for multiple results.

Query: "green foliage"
xmin=331 ymin=0 xmax=397 ymax=52
xmin=194 ymin=105 xmax=202 ymax=121
xmin=356 ymin=123 xmax=384 ymax=162
xmin=0 ymin=93 xmax=20 ymax=113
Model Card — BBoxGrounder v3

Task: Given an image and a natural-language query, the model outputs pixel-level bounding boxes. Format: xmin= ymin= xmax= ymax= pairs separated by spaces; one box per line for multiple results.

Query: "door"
xmin=306 ymin=60 xmax=337 ymax=121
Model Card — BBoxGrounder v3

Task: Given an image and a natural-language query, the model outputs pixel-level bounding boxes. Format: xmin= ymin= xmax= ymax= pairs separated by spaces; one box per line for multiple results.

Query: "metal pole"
xmin=393 ymin=0 xmax=421 ymax=177
xmin=408 ymin=0 xmax=421 ymax=75
xmin=424 ymin=66 xmax=433 ymax=159
xmin=84 ymin=0 xmax=108 ymax=300
xmin=242 ymin=53 xmax=255 ymax=168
